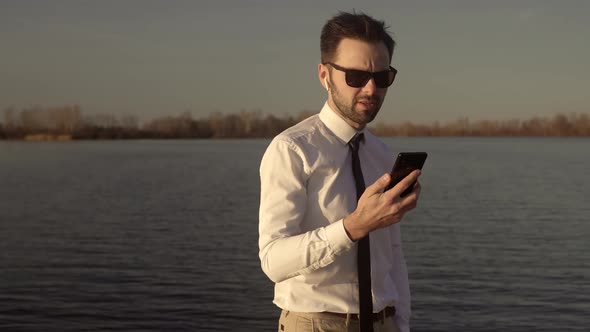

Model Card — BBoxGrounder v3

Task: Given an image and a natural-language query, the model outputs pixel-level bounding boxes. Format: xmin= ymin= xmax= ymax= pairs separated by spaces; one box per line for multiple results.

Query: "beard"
xmin=330 ymin=81 xmax=383 ymax=127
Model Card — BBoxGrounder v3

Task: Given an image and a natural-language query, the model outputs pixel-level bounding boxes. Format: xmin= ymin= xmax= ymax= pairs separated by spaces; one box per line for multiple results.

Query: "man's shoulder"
xmin=365 ymin=130 xmax=391 ymax=153
xmin=261 ymin=114 xmax=325 ymax=173
xmin=273 ymin=114 xmax=324 ymax=146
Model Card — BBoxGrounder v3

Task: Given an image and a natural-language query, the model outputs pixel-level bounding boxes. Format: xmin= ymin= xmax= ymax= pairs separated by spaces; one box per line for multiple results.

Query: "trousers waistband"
xmin=321 ymin=306 xmax=396 ymax=322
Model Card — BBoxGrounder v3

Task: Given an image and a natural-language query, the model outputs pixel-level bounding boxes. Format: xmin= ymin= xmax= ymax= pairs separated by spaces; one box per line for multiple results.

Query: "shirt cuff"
xmin=324 ymin=219 xmax=355 ymax=255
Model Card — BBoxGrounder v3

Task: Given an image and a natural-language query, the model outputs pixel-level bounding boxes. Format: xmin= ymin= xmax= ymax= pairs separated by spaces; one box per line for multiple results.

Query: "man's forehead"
xmin=334 ymin=38 xmax=390 ymax=68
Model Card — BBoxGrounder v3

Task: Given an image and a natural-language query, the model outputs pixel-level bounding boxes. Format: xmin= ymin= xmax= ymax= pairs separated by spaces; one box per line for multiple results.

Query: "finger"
xmin=413 ymin=181 xmax=421 ymax=196
xmin=384 ymin=170 xmax=421 ymax=200
xmin=394 ymin=187 xmax=420 ymax=214
xmin=362 ymin=173 xmax=392 ymax=197
xmin=406 ymin=181 xmax=421 ymax=197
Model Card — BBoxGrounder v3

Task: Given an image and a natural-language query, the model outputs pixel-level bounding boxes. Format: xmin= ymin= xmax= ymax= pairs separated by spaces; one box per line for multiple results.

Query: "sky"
xmin=1 ymin=0 xmax=589 ymax=124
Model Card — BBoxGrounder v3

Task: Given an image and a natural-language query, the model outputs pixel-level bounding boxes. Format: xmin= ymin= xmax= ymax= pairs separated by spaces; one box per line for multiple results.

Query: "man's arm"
xmin=258 ymin=138 xmax=354 ymax=283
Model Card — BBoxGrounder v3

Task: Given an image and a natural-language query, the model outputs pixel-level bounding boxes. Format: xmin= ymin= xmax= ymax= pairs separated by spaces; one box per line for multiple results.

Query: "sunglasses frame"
xmin=324 ymin=62 xmax=397 ymax=88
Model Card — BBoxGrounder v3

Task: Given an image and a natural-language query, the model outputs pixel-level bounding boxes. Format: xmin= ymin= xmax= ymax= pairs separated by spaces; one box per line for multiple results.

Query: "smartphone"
xmin=385 ymin=152 xmax=428 ymax=197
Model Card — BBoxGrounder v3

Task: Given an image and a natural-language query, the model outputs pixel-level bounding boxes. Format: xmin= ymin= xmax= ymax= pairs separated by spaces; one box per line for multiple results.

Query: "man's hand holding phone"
xmin=343 ymin=152 xmax=427 ymax=241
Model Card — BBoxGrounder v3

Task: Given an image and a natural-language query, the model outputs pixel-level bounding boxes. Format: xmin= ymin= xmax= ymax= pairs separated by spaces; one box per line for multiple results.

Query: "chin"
xmin=356 ymin=107 xmax=379 ymax=120
xmin=353 ymin=112 xmax=377 ymax=126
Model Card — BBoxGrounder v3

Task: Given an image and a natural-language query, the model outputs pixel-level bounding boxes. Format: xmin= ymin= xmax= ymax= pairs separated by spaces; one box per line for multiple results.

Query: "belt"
xmin=322 ymin=306 xmax=396 ymax=322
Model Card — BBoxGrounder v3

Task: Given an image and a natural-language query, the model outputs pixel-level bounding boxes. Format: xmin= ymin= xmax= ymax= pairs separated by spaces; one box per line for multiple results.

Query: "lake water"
xmin=0 ymin=138 xmax=589 ymax=331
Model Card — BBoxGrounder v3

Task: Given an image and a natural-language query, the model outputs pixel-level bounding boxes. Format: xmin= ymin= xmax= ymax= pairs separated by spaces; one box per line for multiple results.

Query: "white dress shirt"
xmin=258 ymin=102 xmax=411 ymax=332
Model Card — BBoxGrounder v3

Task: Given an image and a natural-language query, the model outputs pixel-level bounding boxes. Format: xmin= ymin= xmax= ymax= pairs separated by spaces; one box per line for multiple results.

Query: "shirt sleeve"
xmin=258 ymin=137 xmax=354 ymax=283
xmin=390 ymin=223 xmax=411 ymax=332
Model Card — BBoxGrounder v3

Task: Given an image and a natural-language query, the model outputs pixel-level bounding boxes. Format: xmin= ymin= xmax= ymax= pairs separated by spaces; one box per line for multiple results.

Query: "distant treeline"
xmin=0 ymin=105 xmax=315 ymax=140
xmin=0 ymin=105 xmax=589 ymax=140
xmin=371 ymin=113 xmax=590 ymax=137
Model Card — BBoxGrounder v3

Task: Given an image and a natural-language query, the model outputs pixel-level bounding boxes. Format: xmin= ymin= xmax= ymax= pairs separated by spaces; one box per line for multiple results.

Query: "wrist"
xmin=343 ymin=212 xmax=367 ymax=241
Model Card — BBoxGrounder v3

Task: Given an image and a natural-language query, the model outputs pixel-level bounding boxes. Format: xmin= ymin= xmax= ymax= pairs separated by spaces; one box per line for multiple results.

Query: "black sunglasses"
xmin=324 ymin=62 xmax=397 ymax=88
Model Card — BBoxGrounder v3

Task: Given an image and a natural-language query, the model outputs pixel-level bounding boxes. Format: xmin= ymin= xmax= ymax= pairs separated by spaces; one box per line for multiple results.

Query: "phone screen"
xmin=385 ymin=152 xmax=427 ymax=196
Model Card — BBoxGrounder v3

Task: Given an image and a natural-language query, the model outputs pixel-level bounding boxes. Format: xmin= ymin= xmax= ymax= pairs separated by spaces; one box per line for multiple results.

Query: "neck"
xmin=327 ymin=99 xmax=365 ymax=130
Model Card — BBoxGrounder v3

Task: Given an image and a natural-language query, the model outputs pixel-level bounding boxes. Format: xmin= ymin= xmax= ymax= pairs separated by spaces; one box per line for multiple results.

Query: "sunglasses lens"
xmin=330 ymin=62 xmax=397 ymax=88
xmin=345 ymin=70 xmax=371 ymax=88
xmin=345 ymin=69 xmax=396 ymax=88
xmin=374 ymin=70 xmax=396 ymax=88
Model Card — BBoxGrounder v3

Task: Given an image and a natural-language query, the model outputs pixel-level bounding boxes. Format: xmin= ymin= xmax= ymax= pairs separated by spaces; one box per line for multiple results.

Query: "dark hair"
xmin=320 ymin=11 xmax=395 ymax=64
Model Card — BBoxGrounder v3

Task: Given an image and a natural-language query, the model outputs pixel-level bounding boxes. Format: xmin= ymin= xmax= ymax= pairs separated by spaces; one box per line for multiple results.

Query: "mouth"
xmin=356 ymin=99 xmax=379 ymax=108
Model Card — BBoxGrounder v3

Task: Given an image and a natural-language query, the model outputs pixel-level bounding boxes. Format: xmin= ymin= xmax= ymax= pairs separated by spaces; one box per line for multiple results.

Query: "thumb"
xmin=363 ymin=173 xmax=391 ymax=196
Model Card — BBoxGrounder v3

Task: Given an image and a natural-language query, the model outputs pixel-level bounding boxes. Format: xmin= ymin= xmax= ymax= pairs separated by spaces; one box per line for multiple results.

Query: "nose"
xmin=361 ymin=77 xmax=378 ymax=94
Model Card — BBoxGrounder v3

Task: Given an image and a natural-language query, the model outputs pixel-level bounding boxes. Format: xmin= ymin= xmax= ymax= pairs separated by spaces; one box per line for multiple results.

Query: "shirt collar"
xmin=318 ymin=102 xmax=364 ymax=145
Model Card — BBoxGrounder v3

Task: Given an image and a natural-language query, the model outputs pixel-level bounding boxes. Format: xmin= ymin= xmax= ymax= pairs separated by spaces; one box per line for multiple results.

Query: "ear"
xmin=318 ymin=63 xmax=329 ymax=91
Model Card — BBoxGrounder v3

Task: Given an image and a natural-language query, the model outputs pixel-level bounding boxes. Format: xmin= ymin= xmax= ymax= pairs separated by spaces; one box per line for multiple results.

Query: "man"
xmin=259 ymin=11 xmax=421 ymax=332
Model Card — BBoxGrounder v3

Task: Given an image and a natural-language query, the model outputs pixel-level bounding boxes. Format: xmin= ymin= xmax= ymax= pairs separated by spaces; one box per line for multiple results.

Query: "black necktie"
xmin=349 ymin=133 xmax=373 ymax=332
